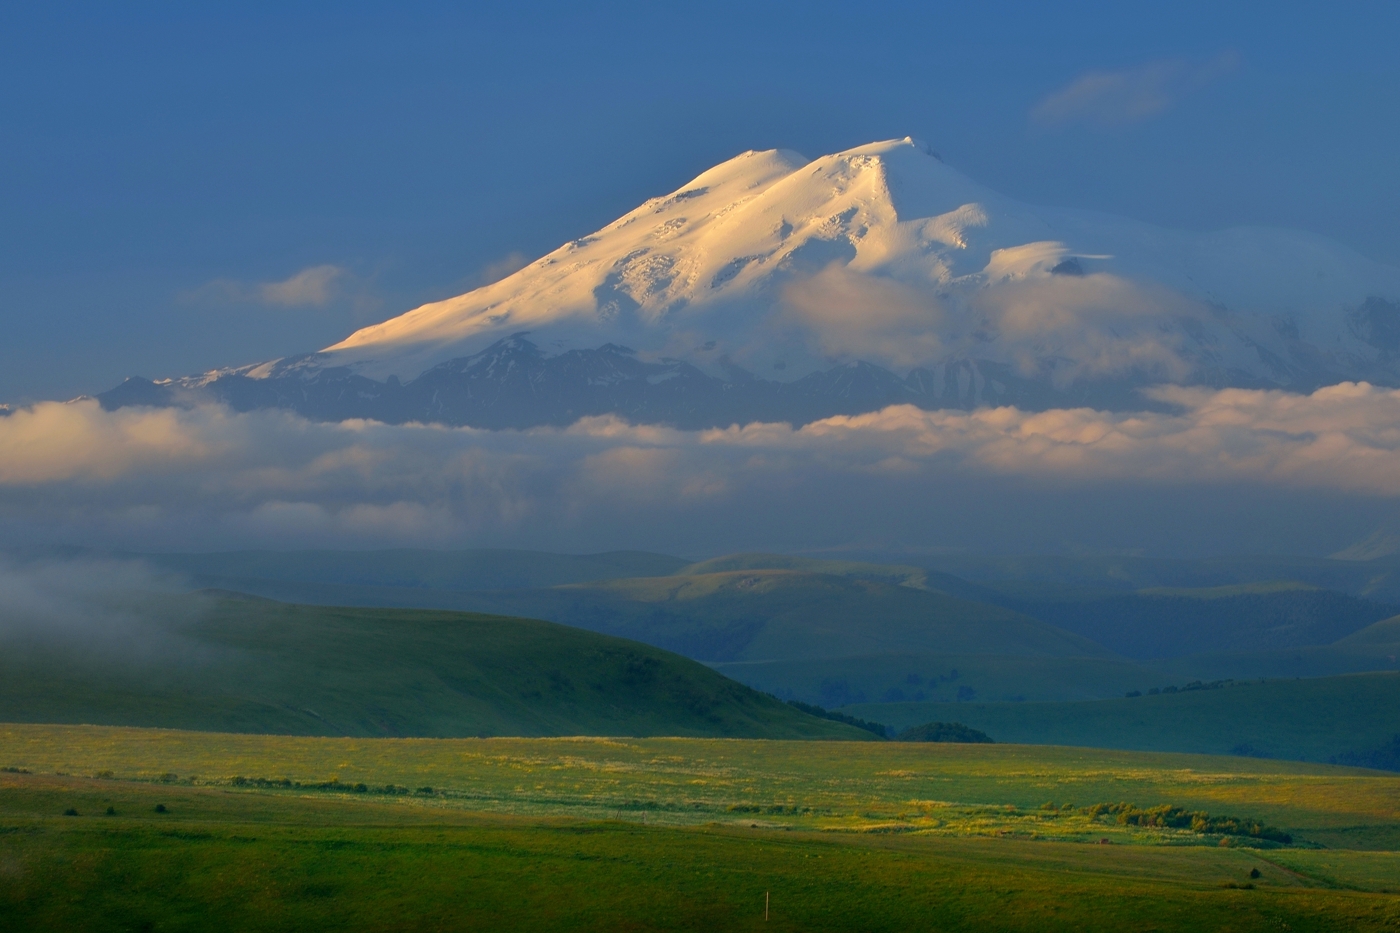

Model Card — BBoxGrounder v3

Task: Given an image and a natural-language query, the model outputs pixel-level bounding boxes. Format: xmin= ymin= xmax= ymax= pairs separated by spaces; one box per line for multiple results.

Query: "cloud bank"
xmin=1032 ymin=53 xmax=1239 ymax=126
xmin=184 ymin=264 xmax=347 ymax=309
xmin=0 ymin=383 xmax=1397 ymax=555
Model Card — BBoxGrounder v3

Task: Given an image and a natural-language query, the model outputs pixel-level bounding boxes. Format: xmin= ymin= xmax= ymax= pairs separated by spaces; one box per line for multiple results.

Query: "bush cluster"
xmin=894 ymin=722 xmax=994 ymax=744
xmin=228 ymin=776 xmax=411 ymax=795
xmin=1141 ymin=679 xmax=1240 ymax=696
xmin=1081 ymin=801 xmax=1291 ymax=843
xmin=785 ymin=700 xmax=888 ymax=737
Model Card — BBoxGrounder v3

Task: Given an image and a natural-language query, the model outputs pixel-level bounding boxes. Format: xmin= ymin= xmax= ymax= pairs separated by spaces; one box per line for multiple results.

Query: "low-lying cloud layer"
xmin=1 ymin=383 xmax=1398 ymax=555
xmin=0 ymin=557 xmax=204 ymax=661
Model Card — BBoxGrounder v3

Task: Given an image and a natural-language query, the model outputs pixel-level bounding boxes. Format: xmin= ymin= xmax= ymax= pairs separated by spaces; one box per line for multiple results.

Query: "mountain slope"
xmin=846 ymin=672 xmax=1400 ymax=767
xmin=100 ymin=138 xmax=1400 ymax=428
xmin=416 ymin=570 xmax=1110 ymax=662
xmin=976 ymin=581 xmax=1396 ymax=659
xmin=0 ymin=593 xmax=869 ymax=740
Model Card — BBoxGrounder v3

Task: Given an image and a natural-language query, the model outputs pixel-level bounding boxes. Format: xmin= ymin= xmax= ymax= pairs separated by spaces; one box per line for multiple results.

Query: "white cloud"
xmin=1032 ymin=52 xmax=1239 ymax=127
xmin=478 ymin=252 xmax=531 ymax=286
xmin=970 ymin=273 xmax=1206 ymax=384
xmin=0 ymin=384 xmax=1397 ymax=553
xmin=183 ymin=264 xmax=347 ymax=309
xmin=781 ymin=264 xmax=947 ymax=369
xmin=257 ymin=265 xmax=345 ymax=307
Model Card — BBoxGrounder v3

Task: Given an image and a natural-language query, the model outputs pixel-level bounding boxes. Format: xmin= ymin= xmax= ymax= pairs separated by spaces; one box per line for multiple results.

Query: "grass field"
xmin=2 ymin=723 xmax=1397 ymax=849
xmin=845 ymin=671 xmax=1400 ymax=765
xmin=2 ymin=727 xmax=1399 ymax=931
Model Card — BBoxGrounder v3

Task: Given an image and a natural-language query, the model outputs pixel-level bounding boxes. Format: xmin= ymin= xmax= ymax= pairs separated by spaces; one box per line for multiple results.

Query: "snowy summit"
xmin=104 ymin=138 xmax=1400 ymax=427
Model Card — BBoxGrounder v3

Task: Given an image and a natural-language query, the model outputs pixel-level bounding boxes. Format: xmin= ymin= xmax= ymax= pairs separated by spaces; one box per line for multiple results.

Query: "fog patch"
xmin=0 ymin=556 xmax=213 ymax=664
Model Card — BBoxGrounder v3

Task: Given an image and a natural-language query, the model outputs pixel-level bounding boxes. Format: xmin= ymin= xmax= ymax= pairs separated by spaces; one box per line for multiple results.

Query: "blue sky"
xmin=3 ymin=1 xmax=1398 ymax=402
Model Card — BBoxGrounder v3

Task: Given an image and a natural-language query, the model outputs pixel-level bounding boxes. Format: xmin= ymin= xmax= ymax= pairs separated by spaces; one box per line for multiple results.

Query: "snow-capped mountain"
xmin=102 ymin=138 xmax=1400 ymax=427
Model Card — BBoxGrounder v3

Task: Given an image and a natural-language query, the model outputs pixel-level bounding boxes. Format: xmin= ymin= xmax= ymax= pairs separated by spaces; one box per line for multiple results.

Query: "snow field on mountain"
xmin=319 ymin=138 xmax=1400 ymax=390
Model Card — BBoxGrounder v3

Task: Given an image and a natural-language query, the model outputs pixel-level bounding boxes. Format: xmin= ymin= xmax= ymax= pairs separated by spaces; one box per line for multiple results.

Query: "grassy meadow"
xmin=2 ymin=726 xmax=1399 ymax=931
xmin=2 ymin=723 xmax=1397 ymax=849
xmin=5 ymin=550 xmax=1400 ymax=928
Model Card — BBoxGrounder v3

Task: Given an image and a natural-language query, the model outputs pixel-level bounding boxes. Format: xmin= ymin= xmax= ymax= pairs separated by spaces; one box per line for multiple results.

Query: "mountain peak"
xmin=320 ymin=136 xmax=1400 ymax=391
xmin=115 ymin=139 xmax=1400 ymax=430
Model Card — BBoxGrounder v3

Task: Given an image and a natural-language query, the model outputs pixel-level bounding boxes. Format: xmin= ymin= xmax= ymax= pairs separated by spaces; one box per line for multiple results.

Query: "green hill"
xmin=1337 ymin=614 xmax=1400 ymax=647
xmin=678 ymin=552 xmax=930 ymax=587
xmin=977 ymin=581 xmax=1393 ymax=659
xmin=711 ymin=652 xmax=1165 ymax=706
xmin=0 ymin=593 xmax=868 ymax=741
xmin=438 ymin=570 xmax=1108 ymax=662
xmin=844 ymin=671 xmax=1400 ymax=765
xmin=922 ymin=551 xmax=1400 ymax=603
xmin=1146 ymin=639 xmax=1400 ymax=683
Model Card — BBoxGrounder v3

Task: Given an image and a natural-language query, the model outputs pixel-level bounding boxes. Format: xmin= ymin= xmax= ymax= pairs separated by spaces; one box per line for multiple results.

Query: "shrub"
xmin=105 ymin=806 xmax=116 ymax=816
xmin=785 ymin=700 xmax=887 ymax=738
xmin=63 ymin=808 xmax=79 ymax=816
xmin=1080 ymin=801 xmax=1290 ymax=844
xmin=154 ymin=804 xmax=167 ymax=813
xmin=895 ymin=722 xmax=994 ymax=744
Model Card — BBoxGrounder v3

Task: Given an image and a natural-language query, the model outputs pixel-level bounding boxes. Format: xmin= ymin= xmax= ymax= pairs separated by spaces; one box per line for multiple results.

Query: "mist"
xmin=0 ymin=556 xmax=209 ymax=662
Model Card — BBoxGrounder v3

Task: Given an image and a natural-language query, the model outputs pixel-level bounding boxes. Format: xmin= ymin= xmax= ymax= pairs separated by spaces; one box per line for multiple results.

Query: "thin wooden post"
xmin=765 ymin=890 xmax=769 ymax=921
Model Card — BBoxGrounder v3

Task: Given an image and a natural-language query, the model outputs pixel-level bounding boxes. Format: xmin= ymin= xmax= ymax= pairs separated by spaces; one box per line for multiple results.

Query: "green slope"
xmin=438 ymin=570 xmax=1108 ymax=662
xmin=678 ymin=552 xmax=930 ymax=586
xmin=1337 ymin=613 xmax=1400 ymax=647
xmin=844 ymin=671 xmax=1400 ymax=764
xmin=976 ymin=580 xmax=1394 ymax=659
xmin=922 ymin=551 xmax=1400 ymax=603
xmin=1147 ymin=640 xmax=1400 ymax=683
xmin=712 ymin=653 xmax=1165 ymax=706
xmin=0 ymin=593 xmax=867 ymax=741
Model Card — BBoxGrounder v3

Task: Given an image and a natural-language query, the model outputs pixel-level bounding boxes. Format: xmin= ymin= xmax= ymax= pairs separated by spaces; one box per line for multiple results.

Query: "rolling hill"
xmin=0 ymin=592 xmax=868 ymax=740
xmin=919 ymin=551 xmax=1400 ymax=605
xmin=845 ymin=671 xmax=1400 ymax=766
xmin=427 ymin=569 xmax=1108 ymax=663
xmin=711 ymin=653 xmax=1166 ymax=706
xmin=31 ymin=548 xmax=1400 ymax=708
xmin=973 ymin=581 xmax=1395 ymax=659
